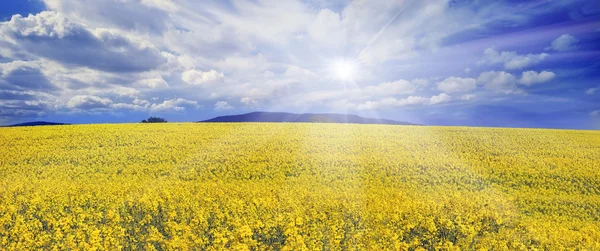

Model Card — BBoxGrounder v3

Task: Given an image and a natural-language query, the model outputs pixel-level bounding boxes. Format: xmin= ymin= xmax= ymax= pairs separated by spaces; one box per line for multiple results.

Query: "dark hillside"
xmin=200 ymin=112 xmax=416 ymax=125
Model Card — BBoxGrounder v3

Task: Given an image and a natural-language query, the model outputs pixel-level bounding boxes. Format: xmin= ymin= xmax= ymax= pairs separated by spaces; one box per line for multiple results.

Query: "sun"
xmin=332 ymin=60 xmax=357 ymax=81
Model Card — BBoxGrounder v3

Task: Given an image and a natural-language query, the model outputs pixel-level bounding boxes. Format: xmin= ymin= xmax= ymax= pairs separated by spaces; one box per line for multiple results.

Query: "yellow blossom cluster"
xmin=0 ymin=123 xmax=599 ymax=250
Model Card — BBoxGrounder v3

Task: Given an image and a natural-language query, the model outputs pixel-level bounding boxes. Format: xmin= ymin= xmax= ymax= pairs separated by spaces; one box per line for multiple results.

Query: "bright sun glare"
xmin=333 ymin=60 xmax=356 ymax=81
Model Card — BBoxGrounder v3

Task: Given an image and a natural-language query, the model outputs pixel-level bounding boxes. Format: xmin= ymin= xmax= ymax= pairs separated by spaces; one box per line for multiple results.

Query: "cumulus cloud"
xmin=412 ymin=78 xmax=429 ymax=88
xmin=479 ymin=48 xmax=549 ymax=70
xmin=460 ymin=94 xmax=476 ymax=101
xmin=134 ymin=77 xmax=169 ymax=88
xmin=0 ymin=90 xmax=38 ymax=101
xmin=519 ymin=71 xmax=556 ymax=85
xmin=429 ymin=93 xmax=452 ymax=105
xmin=105 ymin=86 xmax=141 ymax=98
xmin=0 ymin=12 xmax=166 ymax=72
xmin=286 ymin=78 xmax=420 ymax=106
xmin=477 ymin=70 xmax=553 ymax=94
xmin=240 ymin=97 xmax=258 ymax=107
xmin=0 ymin=60 xmax=57 ymax=92
xmin=0 ymin=99 xmax=56 ymax=120
xmin=133 ymin=98 xmax=150 ymax=106
xmin=111 ymin=102 xmax=146 ymax=111
xmin=43 ymin=0 xmax=172 ymax=33
xmin=437 ymin=77 xmax=477 ymax=93
xmin=356 ymin=96 xmax=428 ymax=110
xmin=353 ymin=93 xmax=451 ymax=111
xmin=477 ymin=71 xmax=521 ymax=94
xmin=150 ymin=98 xmax=199 ymax=112
xmin=214 ymin=101 xmax=234 ymax=111
xmin=67 ymin=95 xmax=113 ymax=110
xmin=547 ymin=34 xmax=578 ymax=52
xmin=0 ymin=107 xmax=43 ymax=118
xmin=65 ymin=95 xmax=199 ymax=113
xmin=181 ymin=69 xmax=224 ymax=85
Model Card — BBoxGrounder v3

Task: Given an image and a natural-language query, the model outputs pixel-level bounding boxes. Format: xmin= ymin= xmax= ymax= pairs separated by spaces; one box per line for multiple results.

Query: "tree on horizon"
xmin=141 ymin=117 xmax=167 ymax=123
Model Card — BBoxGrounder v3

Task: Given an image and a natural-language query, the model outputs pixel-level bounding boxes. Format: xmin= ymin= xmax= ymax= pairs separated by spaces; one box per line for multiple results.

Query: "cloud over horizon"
xmin=0 ymin=0 xmax=598 ymax=129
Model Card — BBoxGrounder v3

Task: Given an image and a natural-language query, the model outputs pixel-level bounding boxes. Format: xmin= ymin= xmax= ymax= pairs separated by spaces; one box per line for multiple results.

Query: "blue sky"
xmin=0 ymin=0 xmax=599 ymax=129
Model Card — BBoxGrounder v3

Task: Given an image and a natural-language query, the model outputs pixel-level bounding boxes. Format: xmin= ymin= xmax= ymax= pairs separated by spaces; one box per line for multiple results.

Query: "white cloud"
xmin=263 ymin=71 xmax=275 ymax=78
xmin=356 ymin=96 xmax=429 ymax=110
xmin=437 ymin=77 xmax=477 ymax=93
xmin=280 ymin=78 xmax=423 ymax=107
xmin=150 ymin=98 xmax=199 ymax=112
xmin=0 ymin=99 xmax=57 ymax=119
xmin=43 ymin=0 xmax=171 ymax=33
xmin=352 ymin=93 xmax=452 ymax=111
xmin=240 ymin=97 xmax=258 ymax=107
xmin=163 ymin=27 xmax=255 ymax=61
xmin=214 ymin=101 xmax=234 ymax=111
xmin=0 ymin=12 xmax=166 ymax=72
xmin=67 ymin=95 xmax=113 ymax=110
xmin=308 ymin=9 xmax=343 ymax=47
xmin=0 ymin=103 xmax=47 ymax=119
xmin=519 ymin=71 xmax=556 ymax=85
xmin=134 ymin=77 xmax=169 ymax=88
xmin=460 ymin=94 xmax=476 ymax=101
xmin=215 ymin=54 xmax=269 ymax=73
xmin=547 ymin=34 xmax=578 ymax=52
xmin=111 ymin=102 xmax=146 ymax=111
xmin=181 ymin=69 xmax=224 ymax=85
xmin=108 ymin=86 xmax=141 ymax=98
xmin=591 ymin=110 xmax=600 ymax=118
xmin=477 ymin=70 xmax=555 ymax=93
xmin=412 ymin=78 xmax=429 ymax=88
xmin=0 ymin=60 xmax=57 ymax=92
xmin=347 ymin=0 xmax=452 ymax=64
xmin=479 ymin=48 xmax=549 ymax=70
xmin=133 ymin=98 xmax=150 ymax=106
xmin=429 ymin=93 xmax=452 ymax=105
xmin=585 ymin=87 xmax=598 ymax=95
xmin=210 ymin=0 xmax=314 ymax=43
xmin=477 ymin=71 xmax=521 ymax=94
xmin=66 ymin=95 xmax=198 ymax=113
xmin=140 ymin=0 xmax=178 ymax=12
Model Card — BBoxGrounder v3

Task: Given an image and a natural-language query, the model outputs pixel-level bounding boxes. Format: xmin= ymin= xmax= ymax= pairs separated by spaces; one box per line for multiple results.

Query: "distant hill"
xmin=200 ymin=112 xmax=417 ymax=125
xmin=5 ymin=121 xmax=69 ymax=127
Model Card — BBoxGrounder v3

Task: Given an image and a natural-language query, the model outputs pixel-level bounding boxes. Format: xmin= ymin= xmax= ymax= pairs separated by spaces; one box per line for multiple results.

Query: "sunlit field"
xmin=1 ymin=123 xmax=599 ymax=250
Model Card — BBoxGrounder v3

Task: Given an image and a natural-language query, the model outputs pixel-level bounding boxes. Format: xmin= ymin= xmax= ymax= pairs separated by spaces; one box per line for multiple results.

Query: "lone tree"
xmin=141 ymin=117 xmax=167 ymax=123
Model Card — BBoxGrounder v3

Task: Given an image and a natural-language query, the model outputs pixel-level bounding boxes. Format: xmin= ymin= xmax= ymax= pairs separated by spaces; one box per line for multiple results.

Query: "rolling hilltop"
xmin=4 ymin=121 xmax=68 ymax=127
xmin=200 ymin=111 xmax=416 ymax=125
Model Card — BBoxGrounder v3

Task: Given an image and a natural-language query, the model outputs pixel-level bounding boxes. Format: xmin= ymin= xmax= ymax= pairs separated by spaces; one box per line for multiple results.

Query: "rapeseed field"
xmin=0 ymin=123 xmax=599 ymax=250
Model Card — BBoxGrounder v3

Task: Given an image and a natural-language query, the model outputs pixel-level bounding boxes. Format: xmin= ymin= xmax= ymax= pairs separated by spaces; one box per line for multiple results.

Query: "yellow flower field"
xmin=0 ymin=123 xmax=599 ymax=250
